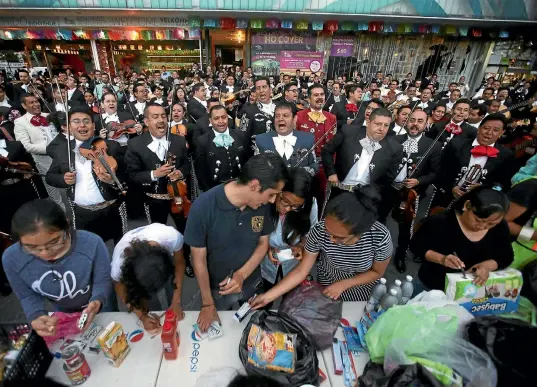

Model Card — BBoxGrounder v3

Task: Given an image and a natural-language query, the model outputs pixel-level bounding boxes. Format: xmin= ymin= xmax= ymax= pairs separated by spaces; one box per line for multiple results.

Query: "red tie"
xmin=471 ymin=145 xmax=499 ymax=158
xmin=30 ymin=115 xmax=48 ymax=127
xmin=445 ymin=122 xmax=462 ymax=135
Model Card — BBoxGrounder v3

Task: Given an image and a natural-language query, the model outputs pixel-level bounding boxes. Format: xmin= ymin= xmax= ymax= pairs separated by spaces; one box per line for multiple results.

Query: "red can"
xmin=62 ymin=346 xmax=91 ymax=385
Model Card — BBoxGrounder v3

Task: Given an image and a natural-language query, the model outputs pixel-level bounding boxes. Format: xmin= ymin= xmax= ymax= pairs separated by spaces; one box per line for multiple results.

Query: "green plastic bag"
xmin=365 ymin=305 xmax=459 ymax=363
xmin=499 ymin=296 xmax=537 ymax=326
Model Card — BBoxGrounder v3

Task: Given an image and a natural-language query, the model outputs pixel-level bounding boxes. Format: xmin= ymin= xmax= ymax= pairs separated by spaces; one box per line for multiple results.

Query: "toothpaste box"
xmin=445 ymin=268 xmax=523 ymax=316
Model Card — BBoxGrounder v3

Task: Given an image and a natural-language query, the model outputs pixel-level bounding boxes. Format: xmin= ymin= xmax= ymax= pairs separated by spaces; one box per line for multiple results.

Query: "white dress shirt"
xmin=194 ymin=96 xmax=207 ymax=108
xmin=342 ymin=147 xmax=374 ymax=186
xmin=0 ymin=139 xmax=8 ymax=157
xmin=394 ymin=134 xmax=422 ymax=182
xmin=153 ymin=98 xmax=164 ymax=105
xmin=134 ymin=101 xmax=146 ymax=116
xmin=259 ymin=102 xmax=276 ymax=117
xmin=170 ymin=120 xmax=183 ymax=127
xmin=74 ymin=140 xmax=106 ymax=206
xmin=446 ymin=100 xmax=455 ymax=111
xmin=55 ymin=102 xmax=66 ymax=112
xmin=67 ymin=88 xmax=76 ymax=100
xmin=273 ymin=133 xmax=297 ymax=159
xmin=466 ymin=138 xmax=492 ymax=172
xmin=147 ymin=135 xmax=169 ymax=181
xmin=392 ymin=123 xmax=403 ymax=135
xmin=103 ymin=112 xmax=119 ymax=123
xmin=0 ymin=98 xmax=11 ymax=108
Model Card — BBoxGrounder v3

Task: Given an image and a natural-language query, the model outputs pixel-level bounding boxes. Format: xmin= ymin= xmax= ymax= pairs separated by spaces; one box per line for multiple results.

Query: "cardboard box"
xmin=445 ymin=268 xmax=522 ymax=316
xmin=97 ymin=321 xmax=131 ymax=367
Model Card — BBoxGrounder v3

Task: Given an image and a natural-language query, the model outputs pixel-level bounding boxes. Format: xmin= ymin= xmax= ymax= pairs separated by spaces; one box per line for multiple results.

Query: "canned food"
xmin=62 ymin=346 xmax=91 ymax=385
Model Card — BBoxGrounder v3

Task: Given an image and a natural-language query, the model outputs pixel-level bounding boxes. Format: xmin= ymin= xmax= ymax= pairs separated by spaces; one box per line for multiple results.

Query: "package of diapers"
xmin=445 ymin=268 xmax=522 ymax=316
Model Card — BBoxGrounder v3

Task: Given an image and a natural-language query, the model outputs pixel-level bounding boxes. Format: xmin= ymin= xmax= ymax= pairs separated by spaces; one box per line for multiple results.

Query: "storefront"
xmin=26 ymin=40 xmax=93 ymax=75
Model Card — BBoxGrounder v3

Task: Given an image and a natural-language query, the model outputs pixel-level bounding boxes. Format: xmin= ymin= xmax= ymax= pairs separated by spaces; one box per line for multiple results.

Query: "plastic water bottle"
xmin=401 ymin=275 xmax=414 ymax=304
xmin=379 ymin=289 xmax=399 ymax=312
xmin=388 ymin=279 xmax=403 ymax=303
xmin=365 ymin=278 xmax=388 ymax=312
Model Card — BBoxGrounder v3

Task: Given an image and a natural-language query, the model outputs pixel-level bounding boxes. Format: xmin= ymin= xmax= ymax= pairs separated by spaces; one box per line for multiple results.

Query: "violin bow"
xmin=54 ymin=78 xmax=74 ymax=174
xmin=293 ymin=121 xmax=337 ymax=168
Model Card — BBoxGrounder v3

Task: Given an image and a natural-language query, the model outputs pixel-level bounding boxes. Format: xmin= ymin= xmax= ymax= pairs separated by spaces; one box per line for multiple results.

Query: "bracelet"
xmin=517 ymin=226 xmax=534 ymax=243
xmin=201 ymin=304 xmax=215 ymax=309
xmin=441 ymin=255 xmax=447 ymax=267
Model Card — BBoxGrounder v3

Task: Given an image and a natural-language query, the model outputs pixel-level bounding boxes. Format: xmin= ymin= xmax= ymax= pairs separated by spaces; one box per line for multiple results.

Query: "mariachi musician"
xmin=124 ymin=104 xmax=190 ymax=233
xmin=193 ymin=105 xmax=248 ymax=192
xmin=426 ymin=98 xmax=476 ymax=147
xmin=255 ymin=101 xmax=318 ymax=175
xmin=45 ymin=107 xmax=128 ymax=244
xmin=430 ymin=113 xmax=517 ymax=216
xmin=387 ymin=110 xmax=441 ymax=272
xmin=238 ymin=77 xmax=276 ymax=156
xmin=95 ymin=92 xmax=141 ymax=146
xmin=296 ymin=84 xmax=336 ymax=207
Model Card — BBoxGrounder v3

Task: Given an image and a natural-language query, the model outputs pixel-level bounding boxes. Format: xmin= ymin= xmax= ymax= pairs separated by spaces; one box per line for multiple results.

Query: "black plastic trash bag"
xmin=358 ymin=361 xmax=442 ymax=387
xmin=521 ymin=259 xmax=537 ymax=306
xmin=279 ymin=281 xmax=342 ymax=350
xmin=466 ymin=316 xmax=537 ymax=387
xmin=239 ymin=310 xmax=320 ymax=387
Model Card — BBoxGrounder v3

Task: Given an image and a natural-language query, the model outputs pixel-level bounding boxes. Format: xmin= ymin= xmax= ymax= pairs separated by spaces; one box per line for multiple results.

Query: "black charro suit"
xmin=192 ymin=115 xmax=236 ymax=143
xmin=124 ymin=132 xmax=190 ymax=230
xmin=45 ymin=134 xmax=127 ymax=242
xmin=68 ymin=88 xmax=86 ymax=106
xmin=187 ymin=98 xmax=208 ymax=123
xmin=193 ymin=128 xmax=248 ymax=192
xmin=426 ymin=120 xmax=478 ymax=148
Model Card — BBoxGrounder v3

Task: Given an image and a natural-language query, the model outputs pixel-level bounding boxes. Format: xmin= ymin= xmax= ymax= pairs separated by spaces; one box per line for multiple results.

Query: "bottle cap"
xmin=394 ymin=279 xmax=402 ymax=286
xmin=162 ymin=322 xmax=174 ymax=332
xmin=380 ymin=278 xmax=386 ymax=284
xmin=406 ymin=275 xmax=413 ymax=282
xmin=165 ymin=310 xmax=175 ymax=320
xmin=390 ymin=289 xmax=397 ymax=296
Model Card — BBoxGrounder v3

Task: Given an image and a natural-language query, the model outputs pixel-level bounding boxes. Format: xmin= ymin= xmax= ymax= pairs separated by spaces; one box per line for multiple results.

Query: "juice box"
xmin=97 ymin=321 xmax=131 ymax=367
xmin=445 ymin=268 xmax=523 ymax=316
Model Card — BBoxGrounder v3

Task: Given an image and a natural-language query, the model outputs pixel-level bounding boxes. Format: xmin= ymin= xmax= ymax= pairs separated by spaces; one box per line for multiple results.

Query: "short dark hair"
xmin=120 ymin=240 xmax=174 ymax=314
xmin=369 ymin=107 xmax=391 ymax=121
xmin=326 ymin=185 xmax=381 ymax=235
xmin=18 ymin=69 xmax=29 ymax=75
xmin=390 ymin=80 xmax=399 ymax=85
xmin=227 ymin=375 xmax=282 ymax=387
xmin=101 ymin=92 xmax=117 ymax=102
xmin=471 ymin=103 xmax=487 ymax=117
xmin=20 ymin=93 xmax=38 ymax=105
xmin=453 ymin=98 xmax=471 ymax=110
xmin=209 ymin=104 xmax=226 ymax=117
xmin=274 ymin=101 xmax=296 ymax=117
xmin=483 ymin=87 xmax=495 ymax=94
xmin=11 ymin=199 xmax=69 ymax=242
xmin=368 ymin=99 xmax=385 ymax=108
xmin=69 ymin=106 xmax=92 ymax=119
xmin=207 ymin=97 xmax=220 ymax=105
xmin=255 ymin=77 xmax=270 ymax=88
xmin=307 ymin=83 xmax=324 ymax=97
xmin=434 ymin=102 xmax=447 ymax=110
xmin=133 ymin=84 xmax=146 ymax=93
xmin=479 ymin=112 xmax=507 ymax=129
xmin=498 ymin=87 xmax=510 ymax=93
xmin=371 ymin=88 xmax=381 ymax=95
xmin=345 ymin=85 xmax=361 ymax=98
xmin=451 ymin=186 xmax=509 ymax=218
xmin=283 ymin=82 xmax=298 ymax=93
xmin=143 ymin=103 xmax=165 ymax=118
xmin=449 ymin=82 xmax=459 ymax=87
xmin=237 ymin=153 xmax=289 ymax=191
xmin=192 ymin=82 xmax=205 ymax=94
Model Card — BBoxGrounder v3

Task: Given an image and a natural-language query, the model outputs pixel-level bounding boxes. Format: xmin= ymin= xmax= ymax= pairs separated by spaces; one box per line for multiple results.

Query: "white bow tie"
xmin=147 ymin=138 xmax=168 ymax=161
xmin=273 ymin=135 xmax=296 ymax=159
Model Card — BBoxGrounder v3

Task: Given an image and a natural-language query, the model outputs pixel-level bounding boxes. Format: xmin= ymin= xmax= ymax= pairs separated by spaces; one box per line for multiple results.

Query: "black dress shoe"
xmin=185 ymin=265 xmax=195 ymax=278
xmin=395 ymin=258 xmax=406 ymax=273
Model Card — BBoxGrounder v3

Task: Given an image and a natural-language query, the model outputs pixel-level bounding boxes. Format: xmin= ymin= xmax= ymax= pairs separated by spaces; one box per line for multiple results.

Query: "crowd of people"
xmin=1 ymin=62 xmax=537 ymax=336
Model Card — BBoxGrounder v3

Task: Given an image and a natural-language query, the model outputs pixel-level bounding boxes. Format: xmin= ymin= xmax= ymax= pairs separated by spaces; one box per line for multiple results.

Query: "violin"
xmin=78 ymin=137 xmax=127 ymax=195
xmin=393 ymin=186 xmax=418 ymax=224
xmin=0 ymin=156 xmax=43 ymax=176
xmin=105 ymin=119 xmax=138 ymax=140
xmin=166 ymin=153 xmax=191 ymax=217
xmin=170 ymin=123 xmax=187 ymax=137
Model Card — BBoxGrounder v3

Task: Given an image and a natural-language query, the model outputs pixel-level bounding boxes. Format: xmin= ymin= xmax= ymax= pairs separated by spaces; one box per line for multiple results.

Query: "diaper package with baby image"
xmin=445 ymin=268 xmax=523 ymax=316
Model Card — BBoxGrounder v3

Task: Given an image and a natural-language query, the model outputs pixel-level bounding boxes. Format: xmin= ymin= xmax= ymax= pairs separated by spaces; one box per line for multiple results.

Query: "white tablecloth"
xmin=46 ymin=312 xmax=163 ymax=387
xmin=321 ymin=302 xmax=371 ymax=387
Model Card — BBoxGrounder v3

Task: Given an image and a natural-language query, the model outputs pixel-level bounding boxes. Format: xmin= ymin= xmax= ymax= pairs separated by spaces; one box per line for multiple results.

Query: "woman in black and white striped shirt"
xmin=251 ymin=186 xmax=393 ymax=306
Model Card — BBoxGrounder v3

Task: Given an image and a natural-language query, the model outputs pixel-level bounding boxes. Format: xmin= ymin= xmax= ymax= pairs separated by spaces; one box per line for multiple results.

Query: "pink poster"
xmin=279 ymin=51 xmax=324 ymax=74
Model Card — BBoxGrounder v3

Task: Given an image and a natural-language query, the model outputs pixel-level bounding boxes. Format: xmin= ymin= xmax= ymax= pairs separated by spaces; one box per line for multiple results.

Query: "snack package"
xmin=246 ymin=324 xmax=296 ymax=373
xmin=445 ymin=268 xmax=523 ymax=316
xmin=97 ymin=321 xmax=131 ymax=367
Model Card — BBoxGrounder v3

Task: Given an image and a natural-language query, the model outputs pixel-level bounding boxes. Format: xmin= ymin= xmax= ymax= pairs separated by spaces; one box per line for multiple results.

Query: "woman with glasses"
xmin=410 ymin=187 xmax=513 ymax=294
xmin=260 ymin=169 xmax=318 ymax=296
xmin=2 ymin=199 xmax=114 ymax=337
xmin=252 ymin=185 xmax=392 ymax=307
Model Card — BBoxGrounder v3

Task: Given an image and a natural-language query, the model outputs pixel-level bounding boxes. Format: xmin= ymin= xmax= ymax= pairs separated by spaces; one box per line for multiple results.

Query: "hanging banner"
xmin=0 ymin=16 xmax=191 ymax=28
xmin=330 ymin=36 xmax=354 ymax=57
xmin=279 ymin=51 xmax=324 ymax=74
xmin=251 ymin=31 xmax=316 ymax=51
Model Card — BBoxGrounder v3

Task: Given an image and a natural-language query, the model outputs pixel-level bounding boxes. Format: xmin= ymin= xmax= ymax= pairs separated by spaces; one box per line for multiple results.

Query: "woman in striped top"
xmin=252 ymin=186 xmax=393 ymax=306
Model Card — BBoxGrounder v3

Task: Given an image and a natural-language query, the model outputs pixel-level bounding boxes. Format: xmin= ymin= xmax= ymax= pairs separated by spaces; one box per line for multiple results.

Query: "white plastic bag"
xmin=384 ymin=332 xmax=497 ymax=387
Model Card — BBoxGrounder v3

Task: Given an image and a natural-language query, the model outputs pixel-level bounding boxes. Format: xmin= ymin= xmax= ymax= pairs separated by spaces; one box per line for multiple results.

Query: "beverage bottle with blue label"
xmin=401 ymin=275 xmax=414 ymax=304
xmin=379 ymin=289 xmax=399 ymax=312
xmin=365 ymin=278 xmax=387 ymax=312
xmin=388 ymin=279 xmax=403 ymax=304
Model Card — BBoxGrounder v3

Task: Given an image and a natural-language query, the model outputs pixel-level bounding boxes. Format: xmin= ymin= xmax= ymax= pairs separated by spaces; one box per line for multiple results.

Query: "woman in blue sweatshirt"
xmin=2 ymin=199 xmax=113 ymax=337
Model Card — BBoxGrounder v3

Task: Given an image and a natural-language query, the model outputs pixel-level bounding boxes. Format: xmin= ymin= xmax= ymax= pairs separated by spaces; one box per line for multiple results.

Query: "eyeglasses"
xmin=326 ymin=230 xmax=356 ymax=245
xmin=70 ymin=118 xmax=92 ymax=125
xmin=21 ymin=231 xmax=68 ymax=255
xmin=279 ymin=192 xmax=304 ymax=212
